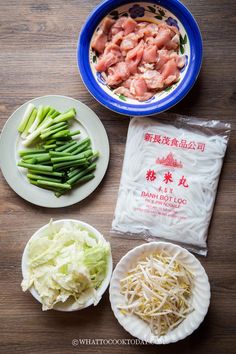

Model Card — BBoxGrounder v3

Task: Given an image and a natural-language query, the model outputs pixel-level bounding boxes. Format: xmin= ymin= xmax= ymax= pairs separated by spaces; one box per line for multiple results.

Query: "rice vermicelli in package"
xmin=112 ymin=115 xmax=231 ymax=255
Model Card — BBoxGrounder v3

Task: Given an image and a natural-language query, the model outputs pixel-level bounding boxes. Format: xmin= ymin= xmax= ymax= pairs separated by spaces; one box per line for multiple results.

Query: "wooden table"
xmin=0 ymin=1 xmax=236 ymax=353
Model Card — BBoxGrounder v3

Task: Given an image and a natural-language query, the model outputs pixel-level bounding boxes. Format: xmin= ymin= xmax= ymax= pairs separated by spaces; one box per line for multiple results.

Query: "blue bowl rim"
xmin=77 ymin=0 xmax=203 ymax=116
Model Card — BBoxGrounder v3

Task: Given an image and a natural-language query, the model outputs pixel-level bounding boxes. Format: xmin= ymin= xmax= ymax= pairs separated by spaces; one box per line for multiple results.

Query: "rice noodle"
xmin=112 ymin=115 xmax=230 ymax=255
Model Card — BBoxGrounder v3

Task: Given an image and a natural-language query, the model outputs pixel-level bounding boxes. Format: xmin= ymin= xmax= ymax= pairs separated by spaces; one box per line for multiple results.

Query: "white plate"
xmin=22 ymin=219 xmax=113 ymax=311
xmin=109 ymin=242 xmax=210 ymax=344
xmin=0 ymin=95 xmax=109 ymax=207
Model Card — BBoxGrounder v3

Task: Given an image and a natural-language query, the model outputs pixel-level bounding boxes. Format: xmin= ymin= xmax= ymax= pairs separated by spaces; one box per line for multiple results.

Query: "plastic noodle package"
xmin=111 ymin=114 xmax=231 ymax=255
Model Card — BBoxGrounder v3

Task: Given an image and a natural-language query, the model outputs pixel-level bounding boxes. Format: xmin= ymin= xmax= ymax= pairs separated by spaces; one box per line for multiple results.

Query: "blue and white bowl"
xmin=77 ymin=0 xmax=202 ymax=116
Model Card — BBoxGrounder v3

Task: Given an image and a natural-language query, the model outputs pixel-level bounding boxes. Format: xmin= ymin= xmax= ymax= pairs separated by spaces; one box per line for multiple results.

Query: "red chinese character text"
xmin=144 ymin=133 xmax=153 ymax=142
xmin=153 ymin=134 xmax=161 ymax=143
xmin=178 ymin=176 xmax=189 ymax=188
xmin=187 ymin=141 xmax=196 ymax=150
xmin=162 ymin=136 xmax=171 ymax=145
xmin=179 ymin=139 xmax=188 ymax=149
xmin=146 ymin=169 xmax=156 ymax=182
xmin=163 ymin=172 xmax=173 ymax=184
xmin=171 ymin=138 xmax=179 ymax=147
xmin=197 ymin=142 xmax=205 ymax=152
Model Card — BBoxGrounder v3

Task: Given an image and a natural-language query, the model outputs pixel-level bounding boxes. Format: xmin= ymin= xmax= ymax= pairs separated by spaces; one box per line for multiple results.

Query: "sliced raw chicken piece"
xmin=122 ymin=17 xmax=137 ymax=35
xmin=122 ymin=78 xmax=132 ymax=89
xmin=164 ymin=75 xmax=178 ymax=86
xmin=142 ymin=45 xmax=157 ymax=63
xmin=106 ymin=62 xmax=130 ymax=87
xmin=120 ymin=33 xmax=139 ymax=52
xmin=100 ymin=17 xmax=115 ymax=34
xmin=165 ymin=34 xmax=180 ymax=50
xmin=114 ymin=86 xmax=134 ymax=99
xmin=96 ymin=44 xmax=122 ymax=72
xmin=111 ymin=31 xmax=124 ymax=45
xmin=156 ymin=49 xmax=171 ymax=70
xmin=91 ymin=17 xmax=115 ymax=54
xmin=136 ymin=92 xmax=154 ymax=101
xmin=175 ymin=55 xmax=186 ymax=69
xmin=104 ymin=43 xmax=121 ymax=55
xmin=161 ymin=58 xmax=180 ymax=85
xmin=154 ymin=26 xmax=172 ymax=49
xmin=126 ymin=40 xmax=144 ymax=74
xmin=91 ymin=30 xmax=107 ymax=54
xmin=95 ymin=52 xmax=117 ymax=72
xmin=143 ymin=23 xmax=159 ymax=40
xmin=110 ymin=17 xmax=127 ymax=36
xmin=142 ymin=70 xmax=164 ymax=89
xmin=138 ymin=63 xmax=155 ymax=73
xmin=130 ymin=77 xmax=148 ymax=96
xmin=114 ymin=84 xmax=154 ymax=101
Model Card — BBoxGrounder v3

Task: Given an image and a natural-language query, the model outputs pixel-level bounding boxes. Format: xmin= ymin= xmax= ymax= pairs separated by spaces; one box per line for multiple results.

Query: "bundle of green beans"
xmin=17 ymin=104 xmax=99 ymax=197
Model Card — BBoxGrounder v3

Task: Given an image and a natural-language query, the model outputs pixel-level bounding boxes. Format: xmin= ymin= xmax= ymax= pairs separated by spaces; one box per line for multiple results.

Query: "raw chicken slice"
xmin=130 ymin=77 xmax=148 ymax=96
xmin=114 ymin=86 xmax=134 ymax=99
xmin=110 ymin=17 xmax=127 ymax=36
xmin=175 ymin=55 xmax=186 ymax=69
xmin=122 ymin=78 xmax=132 ymax=89
xmin=142 ymin=70 xmax=164 ymax=89
xmin=106 ymin=62 xmax=130 ymax=86
xmin=104 ymin=43 xmax=121 ymax=55
xmin=111 ymin=31 xmax=124 ymax=45
xmin=154 ymin=26 xmax=172 ymax=49
xmin=142 ymin=45 xmax=157 ymax=63
xmin=122 ymin=17 xmax=137 ymax=35
xmin=120 ymin=33 xmax=139 ymax=52
xmin=96 ymin=44 xmax=122 ymax=72
xmin=100 ymin=17 xmax=115 ymax=34
xmin=91 ymin=17 xmax=115 ymax=53
xmin=156 ymin=49 xmax=171 ymax=70
xmin=91 ymin=30 xmax=107 ymax=54
xmin=143 ymin=23 xmax=159 ymax=39
xmin=165 ymin=33 xmax=180 ymax=50
xmin=161 ymin=58 xmax=180 ymax=85
xmin=95 ymin=52 xmax=117 ymax=72
xmin=114 ymin=85 xmax=154 ymax=101
xmin=126 ymin=40 xmax=144 ymax=74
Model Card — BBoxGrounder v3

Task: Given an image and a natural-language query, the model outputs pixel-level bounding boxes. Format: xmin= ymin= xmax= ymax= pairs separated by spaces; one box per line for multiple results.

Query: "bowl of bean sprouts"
xmin=109 ymin=242 xmax=210 ymax=344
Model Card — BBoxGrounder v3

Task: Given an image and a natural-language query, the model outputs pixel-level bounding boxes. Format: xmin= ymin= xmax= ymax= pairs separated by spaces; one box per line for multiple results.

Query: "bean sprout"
xmin=118 ymin=251 xmax=194 ymax=336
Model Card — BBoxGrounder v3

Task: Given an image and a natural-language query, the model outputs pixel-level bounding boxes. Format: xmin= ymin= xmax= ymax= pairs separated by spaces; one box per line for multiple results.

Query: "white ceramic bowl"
xmin=109 ymin=242 xmax=210 ymax=344
xmin=22 ymin=219 xmax=113 ymax=311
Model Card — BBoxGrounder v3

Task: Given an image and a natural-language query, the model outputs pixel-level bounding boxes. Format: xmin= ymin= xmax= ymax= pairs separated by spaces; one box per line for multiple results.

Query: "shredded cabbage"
xmin=21 ymin=220 xmax=110 ymax=311
xmin=118 ymin=251 xmax=194 ymax=336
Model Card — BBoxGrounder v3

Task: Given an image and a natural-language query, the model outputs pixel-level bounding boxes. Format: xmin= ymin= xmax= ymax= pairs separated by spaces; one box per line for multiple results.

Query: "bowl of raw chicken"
xmin=77 ymin=0 xmax=202 ymax=116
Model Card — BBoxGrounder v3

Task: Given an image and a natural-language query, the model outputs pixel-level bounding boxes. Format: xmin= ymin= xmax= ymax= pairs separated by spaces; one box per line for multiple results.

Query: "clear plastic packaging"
xmin=111 ymin=114 xmax=231 ymax=255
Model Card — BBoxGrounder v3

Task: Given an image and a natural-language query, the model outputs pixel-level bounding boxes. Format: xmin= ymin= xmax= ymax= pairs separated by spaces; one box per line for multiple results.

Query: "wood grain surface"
xmin=0 ymin=1 xmax=236 ymax=353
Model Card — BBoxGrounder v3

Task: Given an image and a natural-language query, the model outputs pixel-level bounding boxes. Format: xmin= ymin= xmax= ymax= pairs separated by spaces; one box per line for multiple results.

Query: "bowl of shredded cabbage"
xmin=109 ymin=242 xmax=210 ymax=344
xmin=21 ymin=219 xmax=112 ymax=311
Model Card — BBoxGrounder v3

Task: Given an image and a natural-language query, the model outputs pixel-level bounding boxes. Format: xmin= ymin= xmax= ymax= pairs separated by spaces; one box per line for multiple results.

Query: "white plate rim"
xmin=21 ymin=218 xmax=113 ymax=311
xmin=109 ymin=241 xmax=210 ymax=344
xmin=0 ymin=95 xmax=110 ymax=207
